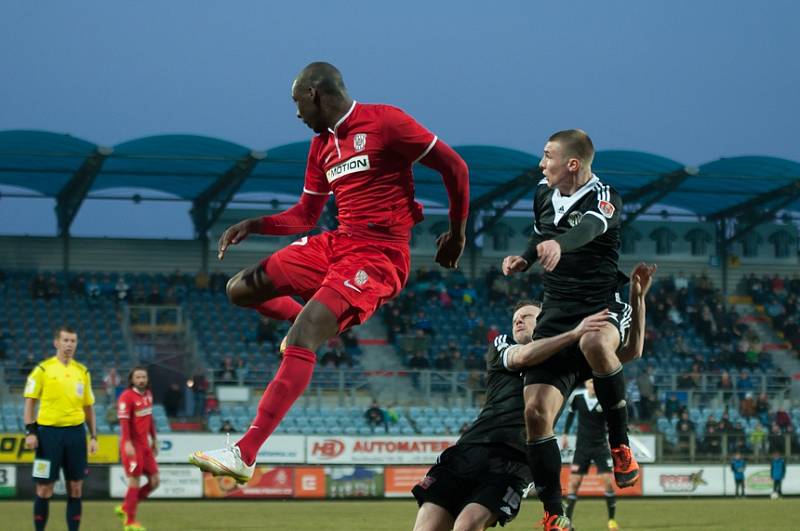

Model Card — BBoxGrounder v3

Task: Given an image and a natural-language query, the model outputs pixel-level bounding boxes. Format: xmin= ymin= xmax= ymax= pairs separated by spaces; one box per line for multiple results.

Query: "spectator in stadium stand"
xmin=163 ymin=382 xmax=182 ymax=418
xmin=45 ymin=274 xmax=61 ymax=300
xmin=146 ymin=286 xmax=164 ymax=305
xmin=103 ymin=367 xmax=121 ymax=405
xmin=450 ymin=349 xmax=465 ymax=371
xmin=194 ymin=270 xmax=209 ymax=290
xmin=729 ymin=421 xmax=747 ymax=453
xmin=750 ymin=422 xmax=767 ymax=453
xmin=204 ymin=392 xmax=219 ymax=416
xmin=86 ymin=276 xmax=101 ymax=300
xmin=740 ymin=392 xmax=757 ymax=418
xmin=675 ymin=411 xmax=694 ymax=453
xmin=218 ymin=356 xmax=236 ymax=385
xmin=730 ymin=452 xmax=747 ymax=497
xmin=131 ymin=283 xmax=147 ymax=304
xmin=438 ymin=288 xmax=452 ymax=308
xmin=636 ymin=366 xmax=655 ymax=420
xmin=486 ymin=324 xmax=500 ymax=343
xmin=768 ymin=423 xmax=785 ymax=454
xmin=719 ymin=370 xmax=734 ymax=401
xmin=413 ymin=310 xmax=434 ymax=336
xmin=664 ymin=393 xmax=682 ymax=419
xmin=469 ymin=317 xmax=488 ymax=343
xmin=220 ymin=419 xmax=236 ymax=433
xmin=408 ymin=350 xmax=431 ymax=389
xmin=774 ymin=407 xmax=792 ymax=430
xmin=256 ymin=316 xmax=277 ymax=344
xmin=68 ymin=275 xmax=85 ymax=297
xmin=209 ymin=270 xmax=227 ymax=293
xmin=365 ymin=400 xmax=387 ymax=432
xmin=319 ymin=348 xmax=338 ymax=368
xmin=235 ymin=356 xmax=249 ymax=384
xmin=31 ymin=273 xmax=47 ymax=299
xmin=702 ymin=422 xmax=722 ymax=455
xmin=626 ymin=377 xmax=641 ymax=421
xmin=115 ymin=277 xmax=130 ymax=302
xmin=434 ymin=350 xmax=453 ymax=370
xmin=737 ymin=370 xmax=755 ymax=396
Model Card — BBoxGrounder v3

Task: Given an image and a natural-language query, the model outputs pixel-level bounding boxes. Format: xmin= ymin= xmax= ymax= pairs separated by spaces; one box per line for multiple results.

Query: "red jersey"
xmin=303 ymin=102 xmax=437 ymax=241
xmin=117 ymin=388 xmax=155 ymax=446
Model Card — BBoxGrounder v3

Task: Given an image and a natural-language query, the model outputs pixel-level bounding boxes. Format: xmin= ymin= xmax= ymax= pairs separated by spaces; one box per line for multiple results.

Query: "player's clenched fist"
xmin=536 ymin=240 xmax=561 ymax=272
xmin=502 ymin=255 xmax=529 ymax=276
xmin=218 ymin=218 xmax=260 ymax=260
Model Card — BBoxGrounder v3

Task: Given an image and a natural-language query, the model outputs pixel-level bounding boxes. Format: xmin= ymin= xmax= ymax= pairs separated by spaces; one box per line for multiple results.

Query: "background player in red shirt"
xmin=190 ymin=62 xmax=469 ymax=482
xmin=116 ymin=367 xmax=159 ymax=531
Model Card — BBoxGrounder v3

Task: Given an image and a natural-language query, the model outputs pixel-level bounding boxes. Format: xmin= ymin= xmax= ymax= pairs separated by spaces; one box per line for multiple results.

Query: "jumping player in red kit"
xmin=115 ymin=367 xmax=159 ymax=531
xmin=189 ymin=62 xmax=470 ymax=482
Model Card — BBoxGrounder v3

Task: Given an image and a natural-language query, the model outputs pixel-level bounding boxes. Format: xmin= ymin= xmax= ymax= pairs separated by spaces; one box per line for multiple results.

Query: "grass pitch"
xmin=0 ymin=498 xmax=795 ymax=530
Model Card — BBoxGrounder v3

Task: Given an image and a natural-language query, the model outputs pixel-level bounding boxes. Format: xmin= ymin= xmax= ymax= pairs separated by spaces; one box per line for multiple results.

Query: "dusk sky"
xmin=1 ymin=0 xmax=798 ymax=237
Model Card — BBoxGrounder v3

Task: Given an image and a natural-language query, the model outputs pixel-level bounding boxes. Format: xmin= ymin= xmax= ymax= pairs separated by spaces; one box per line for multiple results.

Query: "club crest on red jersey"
xmin=354 ymin=133 xmax=367 ymax=152
xmin=598 ymin=200 xmax=615 ymax=218
xmin=355 ymin=269 xmax=369 ymax=286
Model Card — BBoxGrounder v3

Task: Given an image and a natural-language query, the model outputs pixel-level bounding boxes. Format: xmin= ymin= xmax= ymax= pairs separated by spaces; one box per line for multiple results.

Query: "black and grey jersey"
xmin=567 ymin=389 xmax=608 ymax=448
xmin=532 ymin=175 xmax=625 ymax=303
xmin=458 ymin=333 xmax=526 ymax=455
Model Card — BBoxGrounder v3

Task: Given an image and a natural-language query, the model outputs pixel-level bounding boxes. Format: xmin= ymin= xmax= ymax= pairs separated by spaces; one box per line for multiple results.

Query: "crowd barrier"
xmin=3 ymin=433 xmax=794 ymax=499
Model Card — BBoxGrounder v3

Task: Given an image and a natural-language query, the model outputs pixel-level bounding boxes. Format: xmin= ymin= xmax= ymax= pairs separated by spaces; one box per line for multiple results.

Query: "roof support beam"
xmin=55 ymin=146 xmax=112 ymax=236
xmin=468 ymin=169 xmax=543 ymax=213
xmin=722 ymin=182 xmax=800 ymax=244
xmin=621 ymin=167 xmax=696 ymax=224
xmin=190 ymin=150 xmax=265 ymax=239
xmin=474 ymin=182 xmax=537 ymax=239
xmin=707 ymin=179 xmax=800 ymax=222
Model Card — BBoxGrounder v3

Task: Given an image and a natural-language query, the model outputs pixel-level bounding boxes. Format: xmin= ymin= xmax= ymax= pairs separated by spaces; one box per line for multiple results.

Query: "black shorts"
xmin=412 ymin=443 xmax=531 ymax=527
xmin=33 ymin=425 xmax=88 ymax=483
xmin=524 ymin=293 xmax=631 ymax=396
xmin=571 ymin=443 xmax=612 ymax=474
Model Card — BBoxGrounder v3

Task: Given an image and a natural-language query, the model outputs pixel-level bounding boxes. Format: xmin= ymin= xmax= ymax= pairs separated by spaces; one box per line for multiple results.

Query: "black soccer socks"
xmin=67 ymin=497 xmax=82 ymax=531
xmin=606 ymin=491 xmax=617 ymax=519
xmin=593 ymin=366 xmax=630 ymax=448
xmin=33 ymin=496 xmax=49 ymax=531
xmin=565 ymin=493 xmax=578 ymax=519
xmin=526 ymin=436 xmax=564 ymax=516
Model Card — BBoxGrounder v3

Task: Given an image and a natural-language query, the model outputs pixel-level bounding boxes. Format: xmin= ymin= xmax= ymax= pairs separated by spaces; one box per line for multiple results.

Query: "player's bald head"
xmin=293 ymin=62 xmax=348 ymax=96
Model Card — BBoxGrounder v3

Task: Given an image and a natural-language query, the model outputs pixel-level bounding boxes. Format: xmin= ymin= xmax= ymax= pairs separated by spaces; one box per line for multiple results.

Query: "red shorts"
xmin=121 ymin=444 xmax=159 ymax=477
xmin=262 ymin=230 xmax=411 ymax=331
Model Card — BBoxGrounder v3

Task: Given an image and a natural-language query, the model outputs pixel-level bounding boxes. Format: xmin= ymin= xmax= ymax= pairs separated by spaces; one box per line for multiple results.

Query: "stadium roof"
xmin=1 ymin=129 xmax=799 ymax=237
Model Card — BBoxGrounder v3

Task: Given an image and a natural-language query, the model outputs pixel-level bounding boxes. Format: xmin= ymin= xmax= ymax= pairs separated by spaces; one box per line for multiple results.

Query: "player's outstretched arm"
xmin=504 ymin=310 xmax=609 ymax=370
xmin=419 ymin=140 xmax=469 ymax=269
xmin=217 ymin=192 xmax=328 ymax=260
xmin=618 ymin=262 xmax=656 ymax=364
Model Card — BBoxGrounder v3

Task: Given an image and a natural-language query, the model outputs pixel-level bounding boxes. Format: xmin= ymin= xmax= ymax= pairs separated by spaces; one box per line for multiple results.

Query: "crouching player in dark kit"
xmin=411 ymin=302 xmax=609 ymax=531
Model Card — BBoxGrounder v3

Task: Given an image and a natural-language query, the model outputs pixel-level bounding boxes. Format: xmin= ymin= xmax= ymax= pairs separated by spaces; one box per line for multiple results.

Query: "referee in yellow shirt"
xmin=23 ymin=325 xmax=98 ymax=531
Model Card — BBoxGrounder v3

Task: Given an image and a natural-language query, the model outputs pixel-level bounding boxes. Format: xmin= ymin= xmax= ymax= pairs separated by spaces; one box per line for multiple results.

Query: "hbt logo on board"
xmin=312 ymin=439 xmax=346 ymax=459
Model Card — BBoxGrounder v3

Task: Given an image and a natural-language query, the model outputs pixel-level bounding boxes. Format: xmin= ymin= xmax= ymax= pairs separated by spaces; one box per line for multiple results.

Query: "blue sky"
xmin=1 ymin=0 xmax=798 ymax=237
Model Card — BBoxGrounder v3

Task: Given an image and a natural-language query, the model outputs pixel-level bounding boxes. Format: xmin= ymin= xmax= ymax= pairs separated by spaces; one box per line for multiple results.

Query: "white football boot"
xmin=188 ymin=434 xmax=255 ymax=484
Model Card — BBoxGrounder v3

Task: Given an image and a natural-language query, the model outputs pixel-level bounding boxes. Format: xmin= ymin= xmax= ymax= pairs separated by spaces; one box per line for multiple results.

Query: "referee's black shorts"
xmin=571 ymin=442 xmax=613 ymax=474
xmin=524 ymin=293 xmax=631 ymax=396
xmin=32 ymin=425 xmax=88 ymax=483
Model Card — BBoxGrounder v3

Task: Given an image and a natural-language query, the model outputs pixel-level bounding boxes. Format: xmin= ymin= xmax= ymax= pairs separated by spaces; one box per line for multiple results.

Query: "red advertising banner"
xmin=293 ymin=467 xmax=326 ymax=498
xmin=204 ymin=467 xmax=294 ymax=498
xmin=384 ymin=466 xmax=429 ymax=498
xmin=559 ymin=465 xmax=642 ymax=497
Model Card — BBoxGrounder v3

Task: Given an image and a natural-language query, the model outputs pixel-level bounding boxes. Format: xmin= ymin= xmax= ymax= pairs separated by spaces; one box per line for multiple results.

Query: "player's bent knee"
xmin=454 ymin=503 xmax=495 ymax=531
xmin=149 ymin=476 xmax=160 ymax=490
xmin=524 ymin=403 xmax=553 ymax=436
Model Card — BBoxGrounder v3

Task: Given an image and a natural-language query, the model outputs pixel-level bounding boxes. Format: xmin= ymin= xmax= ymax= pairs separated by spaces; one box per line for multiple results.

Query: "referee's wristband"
xmin=25 ymin=423 xmax=38 ymax=436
